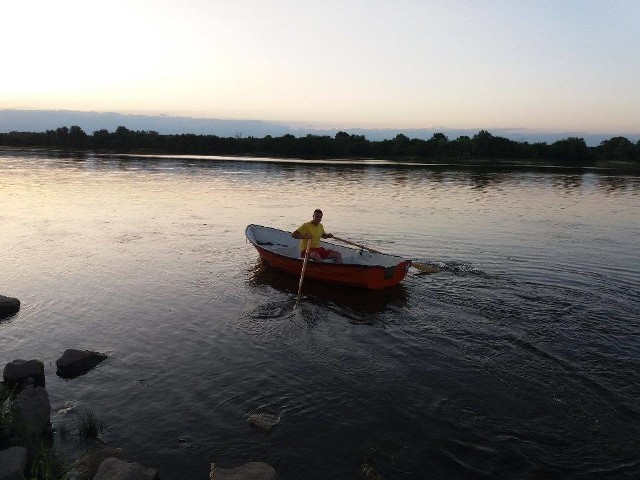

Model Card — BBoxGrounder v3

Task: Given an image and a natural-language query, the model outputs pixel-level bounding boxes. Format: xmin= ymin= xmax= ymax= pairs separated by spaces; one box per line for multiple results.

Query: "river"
xmin=1 ymin=149 xmax=639 ymax=479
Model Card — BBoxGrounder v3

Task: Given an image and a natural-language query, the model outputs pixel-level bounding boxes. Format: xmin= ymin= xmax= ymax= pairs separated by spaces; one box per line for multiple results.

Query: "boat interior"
xmin=246 ymin=224 xmax=407 ymax=267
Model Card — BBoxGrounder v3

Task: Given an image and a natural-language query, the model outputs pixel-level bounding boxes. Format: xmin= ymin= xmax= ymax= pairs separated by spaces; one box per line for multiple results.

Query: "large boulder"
xmin=210 ymin=462 xmax=277 ymax=480
xmin=75 ymin=446 xmax=124 ymax=480
xmin=0 ymin=421 xmax=22 ymax=451
xmin=3 ymin=359 xmax=45 ymax=389
xmin=0 ymin=295 xmax=20 ymax=320
xmin=0 ymin=446 xmax=28 ymax=480
xmin=56 ymin=349 xmax=108 ymax=379
xmin=93 ymin=457 xmax=158 ymax=480
xmin=14 ymin=386 xmax=51 ymax=436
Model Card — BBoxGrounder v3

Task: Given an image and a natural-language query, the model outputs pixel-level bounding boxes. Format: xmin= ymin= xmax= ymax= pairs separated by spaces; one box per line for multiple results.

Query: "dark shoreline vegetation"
xmin=1 ymin=125 xmax=639 ymax=168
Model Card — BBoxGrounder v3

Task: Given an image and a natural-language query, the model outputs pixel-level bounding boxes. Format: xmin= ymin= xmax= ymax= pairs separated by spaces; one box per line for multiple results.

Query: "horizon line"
xmin=1 ymin=108 xmax=638 ymax=146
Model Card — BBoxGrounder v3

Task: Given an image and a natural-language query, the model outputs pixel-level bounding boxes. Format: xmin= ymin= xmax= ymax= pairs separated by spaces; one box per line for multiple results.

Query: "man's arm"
xmin=292 ymin=227 xmax=311 ymax=239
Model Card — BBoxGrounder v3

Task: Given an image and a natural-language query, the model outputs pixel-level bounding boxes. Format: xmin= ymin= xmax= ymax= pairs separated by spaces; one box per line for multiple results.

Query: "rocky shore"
xmin=1 ymin=295 xmax=278 ymax=480
xmin=1 ymin=353 xmax=278 ymax=480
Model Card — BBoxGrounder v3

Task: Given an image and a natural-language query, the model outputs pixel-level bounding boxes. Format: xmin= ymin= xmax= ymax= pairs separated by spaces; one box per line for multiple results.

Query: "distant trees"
xmin=0 ymin=125 xmax=638 ymax=165
xmin=334 ymin=131 xmax=371 ymax=157
xmin=596 ymin=136 xmax=638 ymax=162
xmin=549 ymin=137 xmax=591 ymax=164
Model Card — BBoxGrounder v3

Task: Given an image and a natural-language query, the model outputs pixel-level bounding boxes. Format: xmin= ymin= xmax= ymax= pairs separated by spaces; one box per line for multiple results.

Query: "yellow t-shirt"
xmin=297 ymin=221 xmax=325 ymax=251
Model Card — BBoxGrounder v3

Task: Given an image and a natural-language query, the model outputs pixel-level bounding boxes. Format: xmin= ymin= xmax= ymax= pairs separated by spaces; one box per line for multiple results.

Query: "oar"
xmin=331 ymin=236 xmax=439 ymax=274
xmin=293 ymin=239 xmax=312 ymax=309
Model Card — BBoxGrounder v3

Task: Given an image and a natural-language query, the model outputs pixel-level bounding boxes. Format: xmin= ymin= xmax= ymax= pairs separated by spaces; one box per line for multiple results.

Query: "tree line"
xmin=0 ymin=126 xmax=638 ymax=165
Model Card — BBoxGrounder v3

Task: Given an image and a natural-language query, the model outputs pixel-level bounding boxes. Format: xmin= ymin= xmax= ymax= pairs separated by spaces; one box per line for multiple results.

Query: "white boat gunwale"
xmin=245 ymin=224 xmax=408 ymax=268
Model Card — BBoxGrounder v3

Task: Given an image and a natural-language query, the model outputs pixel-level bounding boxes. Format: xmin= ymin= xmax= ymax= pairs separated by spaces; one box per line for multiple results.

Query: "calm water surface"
xmin=1 ymin=150 xmax=639 ymax=479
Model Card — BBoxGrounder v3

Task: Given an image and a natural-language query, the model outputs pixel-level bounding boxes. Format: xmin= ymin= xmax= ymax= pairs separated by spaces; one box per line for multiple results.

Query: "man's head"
xmin=312 ymin=209 xmax=323 ymax=224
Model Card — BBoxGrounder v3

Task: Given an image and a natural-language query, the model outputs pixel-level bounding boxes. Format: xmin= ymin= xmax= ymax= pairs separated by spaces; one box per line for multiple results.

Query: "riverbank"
xmin=1 ymin=126 xmax=638 ymax=168
xmin=2 ymin=146 xmax=640 ymax=173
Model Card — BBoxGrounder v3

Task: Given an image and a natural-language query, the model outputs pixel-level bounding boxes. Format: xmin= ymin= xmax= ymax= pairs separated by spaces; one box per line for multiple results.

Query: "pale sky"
xmin=2 ymin=0 xmax=639 ymax=134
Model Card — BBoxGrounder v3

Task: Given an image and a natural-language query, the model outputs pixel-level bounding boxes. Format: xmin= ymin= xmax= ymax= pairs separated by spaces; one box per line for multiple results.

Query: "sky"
xmin=2 ymin=0 xmax=639 ymax=136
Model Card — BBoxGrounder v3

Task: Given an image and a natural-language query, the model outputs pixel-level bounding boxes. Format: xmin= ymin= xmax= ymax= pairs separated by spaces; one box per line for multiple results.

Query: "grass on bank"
xmin=1 ymin=384 xmax=106 ymax=479
xmin=1 ymin=383 xmax=68 ymax=479
xmin=77 ymin=408 xmax=105 ymax=439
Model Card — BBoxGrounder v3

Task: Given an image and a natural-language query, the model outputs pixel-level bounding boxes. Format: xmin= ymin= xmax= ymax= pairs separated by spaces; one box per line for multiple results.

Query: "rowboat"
xmin=245 ymin=224 xmax=411 ymax=289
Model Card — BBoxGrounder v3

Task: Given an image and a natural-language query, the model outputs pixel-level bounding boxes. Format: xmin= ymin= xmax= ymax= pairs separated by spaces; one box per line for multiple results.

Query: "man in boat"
xmin=292 ymin=209 xmax=343 ymax=264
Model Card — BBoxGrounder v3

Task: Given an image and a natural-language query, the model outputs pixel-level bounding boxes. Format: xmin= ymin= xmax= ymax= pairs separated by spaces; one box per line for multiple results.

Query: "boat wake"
xmin=414 ymin=260 xmax=486 ymax=276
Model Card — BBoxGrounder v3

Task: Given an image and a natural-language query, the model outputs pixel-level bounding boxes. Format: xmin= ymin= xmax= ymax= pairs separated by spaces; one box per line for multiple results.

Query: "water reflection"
xmin=596 ymin=174 xmax=640 ymax=193
xmin=246 ymin=259 xmax=408 ymax=315
xmin=467 ymin=172 xmax=503 ymax=191
xmin=3 ymin=149 xmax=640 ymax=195
xmin=553 ymin=174 xmax=584 ymax=192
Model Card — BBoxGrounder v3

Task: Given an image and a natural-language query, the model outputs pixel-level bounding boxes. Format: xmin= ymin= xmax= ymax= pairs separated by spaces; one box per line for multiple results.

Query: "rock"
xmin=0 ymin=425 xmax=14 ymax=448
xmin=0 ymin=446 xmax=28 ymax=480
xmin=210 ymin=462 xmax=277 ymax=480
xmin=55 ymin=349 xmax=108 ymax=379
xmin=14 ymin=386 xmax=51 ymax=436
xmin=3 ymin=359 xmax=45 ymax=389
xmin=247 ymin=412 xmax=281 ymax=433
xmin=0 ymin=423 xmax=22 ymax=451
xmin=93 ymin=457 xmax=158 ymax=480
xmin=362 ymin=463 xmax=385 ymax=480
xmin=75 ymin=446 xmax=123 ymax=480
xmin=0 ymin=295 xmax=20 ymax=320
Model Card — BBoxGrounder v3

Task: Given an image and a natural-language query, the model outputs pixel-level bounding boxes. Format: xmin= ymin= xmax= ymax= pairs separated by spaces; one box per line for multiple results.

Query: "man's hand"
xmin=292 ymin=230 xmax=314 ymax=240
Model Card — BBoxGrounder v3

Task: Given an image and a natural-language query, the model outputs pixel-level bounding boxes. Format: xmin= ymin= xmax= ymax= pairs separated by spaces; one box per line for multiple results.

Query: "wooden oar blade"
xmin=412 ymin=262 xmax=439 ymax=273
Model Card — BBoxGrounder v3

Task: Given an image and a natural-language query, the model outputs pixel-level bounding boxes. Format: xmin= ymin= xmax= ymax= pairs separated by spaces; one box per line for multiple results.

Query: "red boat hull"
xmin=254 ymin=244 xmax=411 ymax=290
